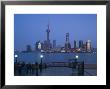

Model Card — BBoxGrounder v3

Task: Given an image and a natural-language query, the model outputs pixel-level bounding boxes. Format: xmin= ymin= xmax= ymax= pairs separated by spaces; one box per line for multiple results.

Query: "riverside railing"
xmin=14 ymin=60 xmax=85 ymax=76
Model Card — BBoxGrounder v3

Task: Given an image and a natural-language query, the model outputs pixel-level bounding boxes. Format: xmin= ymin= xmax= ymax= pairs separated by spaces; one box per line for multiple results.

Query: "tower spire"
xmin=47 ymin=20 xmax=50 ymax=30
xmin=46 ymin=22 xmax=50 ymax=42
xmin=47 ymin=23 xmax=50 ymax=31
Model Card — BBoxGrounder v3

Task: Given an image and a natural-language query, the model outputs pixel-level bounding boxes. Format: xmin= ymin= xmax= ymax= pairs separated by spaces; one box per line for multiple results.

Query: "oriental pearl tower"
xmin=46 ymin=24 xmax=50 ymax=42
xmin=46 ymin=23 xmax=51 ymax=50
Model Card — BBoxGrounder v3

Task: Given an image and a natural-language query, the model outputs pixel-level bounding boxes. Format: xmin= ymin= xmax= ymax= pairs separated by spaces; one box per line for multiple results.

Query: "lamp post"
xmin=39 ymin=54 xmax=44 ymax=74
xmin=75 ymin=55 xmax=78 ymax=63
xmin=14 ymin=54 xmax=18 ymax=63
xmin=40 ymin=54 xmax=43 ymax=65
xmin=75 ymin=55 xmax=79 ymax=59
xmin=73 ymin=55 xmax=79 ymax=69
xmin=14 ymin=54 xmax=18 ymax=74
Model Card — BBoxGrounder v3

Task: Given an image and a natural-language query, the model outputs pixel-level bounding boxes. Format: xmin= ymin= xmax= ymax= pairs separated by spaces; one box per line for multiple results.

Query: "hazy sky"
xmin=14 ymin=14 xmax=97 ymax=51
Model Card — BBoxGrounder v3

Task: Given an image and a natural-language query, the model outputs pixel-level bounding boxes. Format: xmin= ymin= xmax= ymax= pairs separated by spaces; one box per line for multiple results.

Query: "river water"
xmin=15 ymin=52 xmax=97 ymax=64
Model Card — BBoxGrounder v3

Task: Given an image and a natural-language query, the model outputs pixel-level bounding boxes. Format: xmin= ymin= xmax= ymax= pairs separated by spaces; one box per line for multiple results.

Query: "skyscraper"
xmin=86 ymin=40 xmax=91 ymax=52
xmin=26 ymin=45 xmax=32 ymax=52
xmin=79 ymin=40 xmax=83 ymax=48
xmin=65 ymin=33 xmax=71 ymax=49
xmin=53 ymin=40 xmax=56 ymax=48
xmin=74 ymin=40 xmax=77 ymax=48
xmin=38 ymin=42 xmax=41 ymax=50
xmin=43 ymin=40 xmax=48 ymax=51
xmin=66 ymin=33 xmax=69 ymax=43
xmin=35 ymin=41 xmax=40 ymax=51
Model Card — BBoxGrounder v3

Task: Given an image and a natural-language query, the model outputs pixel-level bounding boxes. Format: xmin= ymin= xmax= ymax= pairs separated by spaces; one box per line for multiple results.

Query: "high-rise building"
xmin=41 ymin=42 xmax=45 ymax=50
xmin=53 ymin=40 xmax=56 ymax=48
xmin=65 ymin=33 xmax=71 ymax=49
xmin=74 ymin=40 xmax=77 ymax=48
xmin=86 ymin=40 xmax=91 ymax=52
xmin=79 ymin=40 xmax=83 ymax=48
xmin=35 ymin=41 xmax=40 ymax=51
xmin=35 ymin=41 xmax=45 ymax=51
xmin=38 ymin=42 xmax=41 ymax=50
xmin=26 ymin=45 xmax=32 ymax=52
xmin=46 ymin=24 xmax=50 ymax=42
xmin=66 ymin=33 xmax=69 ymax=43
xmin=45 ymin=23 xmax=51 ymax=50
xmin=83 ymin=43 xmax=87 ymax=50
xmin=43 ymin=40 xmax=48 ymax=51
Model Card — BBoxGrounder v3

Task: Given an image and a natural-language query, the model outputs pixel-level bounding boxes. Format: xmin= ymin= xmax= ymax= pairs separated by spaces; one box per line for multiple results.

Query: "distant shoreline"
xmin=20 ymin=51 xmax=97 ymax=54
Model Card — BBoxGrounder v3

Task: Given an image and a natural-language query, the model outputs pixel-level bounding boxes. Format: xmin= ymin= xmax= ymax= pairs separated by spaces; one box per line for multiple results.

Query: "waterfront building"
xmin=53 ymin=40 xmax=56 ymax=48
xmin=43 ymin=40 xmax=48 ymax=51
xmin=86 ymin=40 xmax=92 ymax=52
xmin=43 ymin=40 xmax=52 ymax=51
xmin=79 ymin=40 xmax=83 ymax=48
xmin=74 ymin=40 xmax=77 ymax=48
xmin=38 ymin=42 xmax=41 ymax=50
xmin=65 ymin=33 xmax=71 ymax=50
xmin=35 ymin=41 xmax=43 ymax=51
xmin=41 ymin=42 xmax=45 ymax=50
xmin=82 ymin=43 xmax=87 ymax=52
xmin=26 ymin=45 xmax=32 ymax=52
xmin=35 ymin=41 xmax=40 ymax=51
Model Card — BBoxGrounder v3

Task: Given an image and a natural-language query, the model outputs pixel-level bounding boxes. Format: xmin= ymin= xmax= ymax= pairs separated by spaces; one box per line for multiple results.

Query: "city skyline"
xmin=14 ymin=14 xmax=97 ymax=51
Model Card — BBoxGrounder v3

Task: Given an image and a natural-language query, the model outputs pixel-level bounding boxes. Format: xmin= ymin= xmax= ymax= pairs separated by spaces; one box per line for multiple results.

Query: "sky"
xmin=14 ymin=14 xmax=97 ymax=51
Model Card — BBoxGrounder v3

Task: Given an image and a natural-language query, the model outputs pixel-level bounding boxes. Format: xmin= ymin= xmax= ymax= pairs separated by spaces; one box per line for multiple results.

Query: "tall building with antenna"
xmin=46 ymin=24 xmax=50 ymax=42
xmin=43 ymin=23 xmax=52 ymax=51
xmin=65 ymin=33 xmax=71 ymax=50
